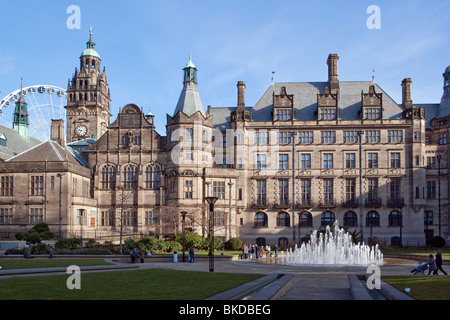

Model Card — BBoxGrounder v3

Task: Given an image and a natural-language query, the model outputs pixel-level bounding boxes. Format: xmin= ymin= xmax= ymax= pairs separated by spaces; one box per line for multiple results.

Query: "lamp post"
xmin=205 ymin=196 xmax=218 ymax=272
xmin=291 ymin=131 xmax=297 ymax=243
xmin=56 ymin=173 xmax=64 ymax=238
xmin=399 ymin=211 xmax=403 ymax=248
xmin=228 ymin=180 xmax=233 ymax=240
xmin=181 ymin=211 xmax=187 ymax=262
xmin=358 ymin=130 xmax=364 ymax=244
xmin=437 ymin=154 xmax=442 ymax=237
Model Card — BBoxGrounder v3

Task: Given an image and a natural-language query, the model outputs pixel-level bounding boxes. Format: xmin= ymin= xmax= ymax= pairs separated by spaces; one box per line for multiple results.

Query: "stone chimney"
xmin=51 ymin=119 xmax=65 ymax=147
xmin=237 ymin=81 xmax=246 ymax=111
xmin=401 ymin=78 xmax=413 ymax=108
xmin=327 ymin=54 xmax=339 ymax=95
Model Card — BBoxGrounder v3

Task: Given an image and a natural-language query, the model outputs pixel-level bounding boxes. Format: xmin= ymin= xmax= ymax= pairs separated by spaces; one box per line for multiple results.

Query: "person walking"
xmin=435 ymin=250 xmax=448 ymax=275
xmin=139 ymin=248 xmax=145 ymax=263
xmin=275 ymin=244 xmax=278 ymax=258
xmin=243 ymin=244 xmax=248 ymax=260
xmin=130 ymin=248 xmax=137 ymax=264
xmin=48 ymin=246 xmax=53 ymax=259
xmin=428 ymin=254 xmax=438 ymax=275
xmin=189 ymin=247 xmax=195 ymax=263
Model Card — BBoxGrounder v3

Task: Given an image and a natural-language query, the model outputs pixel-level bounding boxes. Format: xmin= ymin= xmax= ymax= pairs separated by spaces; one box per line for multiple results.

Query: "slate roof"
xmin=173 ymin=81 xmax=205 ymax=117
xmin=0 ymin=124 xmax=41 ymax=161
xmin=252 ymin=81 xmax=404 ymax=122
xmin=6 ymin=140 xmax=88 ymax=167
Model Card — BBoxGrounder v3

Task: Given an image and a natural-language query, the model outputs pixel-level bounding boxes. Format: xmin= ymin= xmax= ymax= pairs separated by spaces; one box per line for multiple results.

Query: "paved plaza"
xmin=131 ymin=256 xmax=419 ymax=300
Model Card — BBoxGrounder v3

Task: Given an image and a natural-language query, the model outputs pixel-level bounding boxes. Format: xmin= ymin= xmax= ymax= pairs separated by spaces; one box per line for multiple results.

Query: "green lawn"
xmin=381 ymin=247 xmax=450 ymax=259
xmin=0 ymin=269 xmax=262 ymax=300
xmin=383 ymin=276 xmax=450 ymax=300
xmin=0 ymin=258 xmax=113 ymax=270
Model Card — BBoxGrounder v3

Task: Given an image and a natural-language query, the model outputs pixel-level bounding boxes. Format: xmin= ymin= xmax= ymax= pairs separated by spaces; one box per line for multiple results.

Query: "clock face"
xmin=76 ymin=125 xmax=87 ymax=137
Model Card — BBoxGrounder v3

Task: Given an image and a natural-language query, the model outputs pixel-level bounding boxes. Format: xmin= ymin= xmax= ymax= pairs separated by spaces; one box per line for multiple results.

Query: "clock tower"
xmin=65 ymin=27 xmax=111 ymax=143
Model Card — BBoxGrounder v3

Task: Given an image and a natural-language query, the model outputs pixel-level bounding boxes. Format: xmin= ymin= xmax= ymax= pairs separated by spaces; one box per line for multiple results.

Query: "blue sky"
xmin=0 ymin=0 xmax=449 ymax=135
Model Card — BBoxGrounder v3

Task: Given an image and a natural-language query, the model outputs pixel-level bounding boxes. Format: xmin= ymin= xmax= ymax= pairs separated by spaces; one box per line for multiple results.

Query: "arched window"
xmin=366 ymin=211 xmax=380 ymax=227
xmin=300 ymin=211 xmax=312 ymax=227
xmin=278 ymin=237 xmax=289 ymax=247
xmin=276 ymin=212 xmax=290 ymax=227
xmin=145 ymin=165 xmax=161 ymax=189
xmin=123 ymin=164 xmax=138 ymax=189
xmin=101 ymin=165 xmax=116 ymax=190
xmin=344 ymin=211 xmax=357 ymax=227
xmin=256 ymin=237 xmax=266 ymax=247
xmin=391 ymin=236 xmax=401 ymax=246
xmin=254 ymin=212 xmax=268 ymax=228
xmin=321 ymin=211 xmax=335 ymax=226
xmin=389 ymin=210 xmax=402 ymax=227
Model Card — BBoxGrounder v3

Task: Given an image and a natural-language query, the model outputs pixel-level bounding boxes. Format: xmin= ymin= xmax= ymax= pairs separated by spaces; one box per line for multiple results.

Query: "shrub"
xmin=430 ymin=236 xmax=446 ymax=248
xmin=31 ymin=243 xmax=50 ymax=254
xmin=55 ymin=238 xmax=82 ymax=250
xmin=14 ymin=223 xmax=55 ymax=244
xmin=175 ymin=232 xmax=207 ymax=249
xmin=225 ymin=238 xmax=242 ymax=250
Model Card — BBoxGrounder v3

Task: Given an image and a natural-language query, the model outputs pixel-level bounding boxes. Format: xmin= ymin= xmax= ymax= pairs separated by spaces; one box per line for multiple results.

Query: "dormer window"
xmin=319 ymin=108 xmax=336 ymax=120
xmin=364 ymin=108 xmax=381 ymax=120
xmin=317 ymin=86 xmax=338 ymax=121
xmin=276 ymin=109 xmax=292 ymax=120
xmin=273 ymin=87 xmax=294 ymax=121
xmin=361 ymin=85 xmax=383 ymax=121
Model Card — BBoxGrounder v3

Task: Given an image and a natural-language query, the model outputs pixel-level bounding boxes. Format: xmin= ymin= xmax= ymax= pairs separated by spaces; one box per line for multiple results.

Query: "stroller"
xmin=410 ymin=262 xmax=428 ymax=275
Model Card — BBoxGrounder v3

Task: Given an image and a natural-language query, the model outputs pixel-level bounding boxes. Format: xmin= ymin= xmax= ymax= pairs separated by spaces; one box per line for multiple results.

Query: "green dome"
xmin=81 ymin=48 xmax=100 ymax=59
xmin=80 ymin=27 xmax=100 ymax=59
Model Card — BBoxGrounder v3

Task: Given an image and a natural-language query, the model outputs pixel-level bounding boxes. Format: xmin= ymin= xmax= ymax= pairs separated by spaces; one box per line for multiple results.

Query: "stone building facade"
xmin=0 ymin=32 xmax=449 ymax=248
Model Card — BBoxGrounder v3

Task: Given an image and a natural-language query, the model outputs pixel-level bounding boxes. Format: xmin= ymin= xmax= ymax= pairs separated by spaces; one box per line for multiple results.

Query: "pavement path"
xmin=116 ymin=256 xmax=423 ymax=300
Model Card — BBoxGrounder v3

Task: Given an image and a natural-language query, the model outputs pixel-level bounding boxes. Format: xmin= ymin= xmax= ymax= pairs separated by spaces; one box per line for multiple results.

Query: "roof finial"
xmin=372 ymin=69 xmax=375 ymax=82
xmin=271 ymin=71 xmax=275 ymax=84
xmin=89 ymin=25 xmax=93 ymax=37
xmin=18 ymin=78 xmax=25 ymax=103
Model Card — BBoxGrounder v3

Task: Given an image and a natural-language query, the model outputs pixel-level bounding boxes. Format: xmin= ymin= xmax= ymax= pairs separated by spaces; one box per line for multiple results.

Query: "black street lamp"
xmin=399 ymin=212 xmax=403 ymax=248
xmin=358 ymin=130 xmax=364 ymax=244
xmin=205 ymin=196 xmax=218 ymax=272
xmin=181 ymin=211 xmax=187 ymax=262
xmin=291 ymin=131 xmax=297 ymax=243
xmin=437 ymin=154 xmax=442 ymax=237
xmin=56 ymin=173 xmax=64 ymax=239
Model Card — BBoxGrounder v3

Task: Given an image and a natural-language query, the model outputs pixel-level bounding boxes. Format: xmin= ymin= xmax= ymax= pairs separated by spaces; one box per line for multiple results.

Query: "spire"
xmin=173 ymin=54 xmax=205 ymax=117
xmin=81 ymin=26 xmax=100 ymax=59
xmin=13 ymin=78 xmax=29 ymax=141
xmin=18 ymin=78 xmax=25 ymax=103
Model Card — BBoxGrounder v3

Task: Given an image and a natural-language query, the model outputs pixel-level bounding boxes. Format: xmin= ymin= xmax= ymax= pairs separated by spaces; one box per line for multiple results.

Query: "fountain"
xmin=281 ymin=221 xmax=383 ymax=266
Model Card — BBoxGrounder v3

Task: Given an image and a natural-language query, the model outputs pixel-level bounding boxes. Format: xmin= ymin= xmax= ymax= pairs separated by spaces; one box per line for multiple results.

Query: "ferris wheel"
xmin=0 ymin=84 xmax=67 ymax=142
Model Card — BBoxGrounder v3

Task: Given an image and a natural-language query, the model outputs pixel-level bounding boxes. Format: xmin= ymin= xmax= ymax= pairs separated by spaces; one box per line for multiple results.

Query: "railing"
xmin=342 ymin=199 xmax=359 ymax=208
xmin=365 ymin=198 xmax=382 ymax=207
xmin=388 ymin=198 xmax=404 ymax=208
xmin=296 ymin=199 xmax=314 ymax=208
